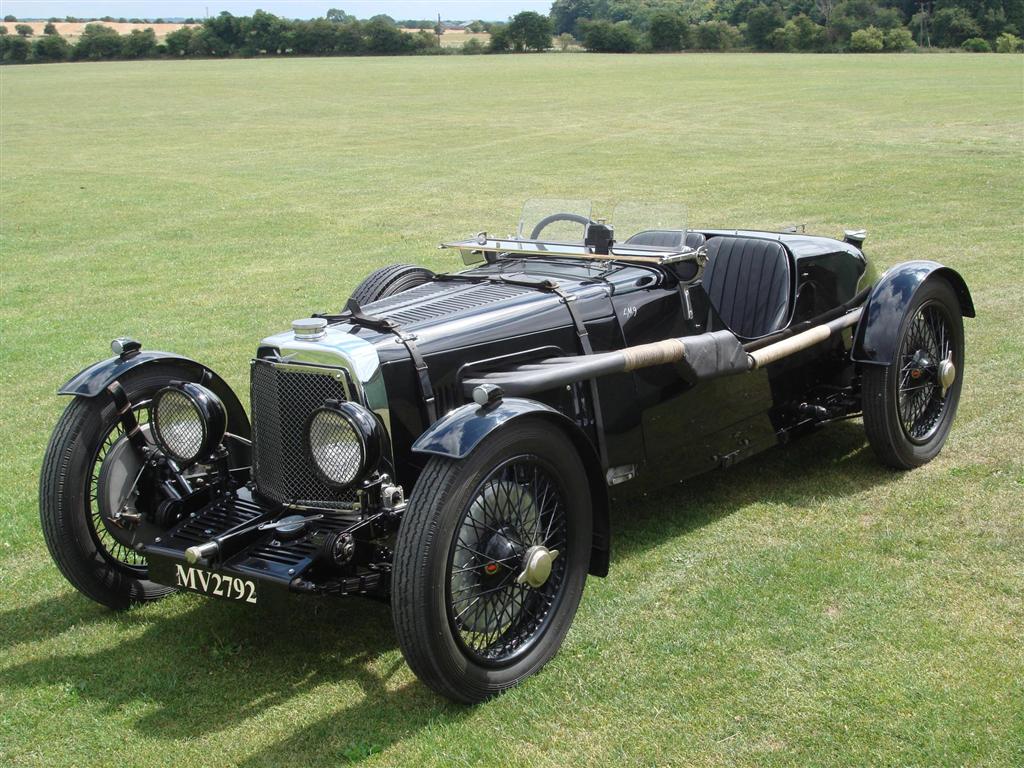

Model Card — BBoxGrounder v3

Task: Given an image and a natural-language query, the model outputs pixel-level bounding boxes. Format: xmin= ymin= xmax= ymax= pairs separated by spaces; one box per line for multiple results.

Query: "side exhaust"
xmin=462 ymin=308 xmax=863 ymax=398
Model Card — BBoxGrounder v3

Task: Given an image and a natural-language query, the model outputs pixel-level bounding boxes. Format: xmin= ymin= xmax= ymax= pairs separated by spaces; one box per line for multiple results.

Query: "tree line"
xmin=551 ymin=0 xmax=1024 ymax=52
xmin=0 ymin=11 xmax=453 ymax=64
xmin=1 ymin=2 xmax=1021 ymax=64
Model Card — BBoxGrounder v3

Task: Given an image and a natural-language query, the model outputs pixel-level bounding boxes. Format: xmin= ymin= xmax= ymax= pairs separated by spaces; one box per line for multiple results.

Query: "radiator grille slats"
xmin=250 ymin=362 xmax=359 ymax=510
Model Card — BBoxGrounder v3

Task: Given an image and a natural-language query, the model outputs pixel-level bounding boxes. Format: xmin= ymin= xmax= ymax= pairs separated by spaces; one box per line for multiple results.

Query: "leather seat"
xmin=702 ymin=236 xmax=792 ymax=339
xmin=625 ymin=230 xmax=707 ymax=250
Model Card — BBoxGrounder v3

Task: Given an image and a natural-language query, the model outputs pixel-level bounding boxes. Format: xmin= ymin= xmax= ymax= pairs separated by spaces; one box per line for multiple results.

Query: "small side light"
xmin=472 ymin=384 xmax=504 ymax=407
xmin=844 ymin=229 xmax=867 ymax=248
xmin=110 ymin=337 xmax=141 ymax=359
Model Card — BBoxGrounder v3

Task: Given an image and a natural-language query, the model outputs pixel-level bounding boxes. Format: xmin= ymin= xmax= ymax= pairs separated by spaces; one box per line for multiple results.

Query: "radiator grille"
xmin=250 ymin=361 xmax=359 ymax=511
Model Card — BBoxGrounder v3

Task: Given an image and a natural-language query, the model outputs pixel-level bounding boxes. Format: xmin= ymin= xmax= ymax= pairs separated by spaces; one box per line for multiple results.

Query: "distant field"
xmin=400 ymin=28 xmax=491 ymax=47
xmin=10 ymin=21 xmax=195 ymax=39
xmin=1 ymin=55 xmax=1021 ymax=768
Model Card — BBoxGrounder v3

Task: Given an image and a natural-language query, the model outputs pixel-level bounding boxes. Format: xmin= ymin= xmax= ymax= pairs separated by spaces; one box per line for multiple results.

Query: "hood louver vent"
xmin=364 ymin=281 xmax=533 ymax=326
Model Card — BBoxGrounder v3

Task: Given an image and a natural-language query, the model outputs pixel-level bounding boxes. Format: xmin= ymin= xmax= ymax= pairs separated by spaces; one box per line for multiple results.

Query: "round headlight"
xmin=151 ymin=382 xmax=227 ymax=466
xmin=306 ymin=401 xmax=382 ymax=488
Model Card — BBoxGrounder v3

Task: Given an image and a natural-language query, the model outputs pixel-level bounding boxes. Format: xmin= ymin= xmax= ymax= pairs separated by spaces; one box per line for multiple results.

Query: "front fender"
xmin=852 ymin=260 xmax=974 ymax=365
xmin=59 ymin=347 xmax=250 ymax=438
xmin=412 ymin=397 xmax=611 ymax=577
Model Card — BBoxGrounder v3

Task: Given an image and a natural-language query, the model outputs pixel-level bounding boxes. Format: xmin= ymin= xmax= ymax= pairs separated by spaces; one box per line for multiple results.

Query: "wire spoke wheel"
xmin=896 ymin=302 xmax=954 ymax=444
xmin=86 ymin=402 xmax=152 ymax=571
xmin=446 ymin=456 xmax=568 ymax=666
xmin=392 ymin=419 xmax=590 ymax=702
xmin=861 ymin=279 xmax=965 ymax=470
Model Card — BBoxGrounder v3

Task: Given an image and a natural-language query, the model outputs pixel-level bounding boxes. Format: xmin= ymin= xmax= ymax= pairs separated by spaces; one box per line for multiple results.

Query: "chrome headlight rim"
xmin=151 ymin=382 xmax=227 ymax=467
xmin=305 ymin=400 xmax=382 ymax=489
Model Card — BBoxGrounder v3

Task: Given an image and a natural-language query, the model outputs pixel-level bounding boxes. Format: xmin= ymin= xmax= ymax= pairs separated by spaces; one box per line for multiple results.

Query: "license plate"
xmin=174 ymin=564 xmax=258 ymax=604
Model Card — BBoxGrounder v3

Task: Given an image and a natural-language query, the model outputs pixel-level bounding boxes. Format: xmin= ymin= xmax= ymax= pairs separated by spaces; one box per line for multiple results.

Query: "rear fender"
xmin=412 ymin=398 xmax=611 ymax=577
xmin=59 ymin=347 xmax=250 ymax=438
xmin=852 ymin=260 xmax=974 ymax=365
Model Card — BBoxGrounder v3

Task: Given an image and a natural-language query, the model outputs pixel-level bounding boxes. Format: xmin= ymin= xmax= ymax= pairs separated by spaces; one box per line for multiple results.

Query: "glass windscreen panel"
xmin=611 ymin=202 xmax=688 ymax=250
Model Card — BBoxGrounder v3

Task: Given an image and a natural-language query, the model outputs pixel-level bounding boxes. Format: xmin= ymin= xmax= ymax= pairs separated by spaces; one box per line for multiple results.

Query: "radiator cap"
xmin=292 ymin=317 xmax=327 ymax=341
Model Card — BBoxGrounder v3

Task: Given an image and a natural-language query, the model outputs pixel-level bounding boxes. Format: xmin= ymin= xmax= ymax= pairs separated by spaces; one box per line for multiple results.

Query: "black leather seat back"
xmin=625 ymin=230 xmax=707 ymax=250
xmin=702 ymin=236 xmax=792 ymax=339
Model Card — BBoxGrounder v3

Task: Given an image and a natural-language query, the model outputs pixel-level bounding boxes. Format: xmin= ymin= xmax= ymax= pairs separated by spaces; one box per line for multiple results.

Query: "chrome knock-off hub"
xmin=516 ymin=545 xmax=560 ymax=589
xmin=939 ymin=352 xmax=956 ymax=395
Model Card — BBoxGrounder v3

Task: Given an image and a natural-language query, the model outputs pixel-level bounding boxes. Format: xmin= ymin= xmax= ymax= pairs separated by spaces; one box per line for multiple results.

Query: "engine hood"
xmin=351 ymin=260 xmax=658 ymax=356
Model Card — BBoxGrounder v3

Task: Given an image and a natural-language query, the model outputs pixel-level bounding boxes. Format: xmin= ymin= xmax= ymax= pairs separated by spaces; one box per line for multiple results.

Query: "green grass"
xmin=1 ymin=53 xmax=1022 ymax=767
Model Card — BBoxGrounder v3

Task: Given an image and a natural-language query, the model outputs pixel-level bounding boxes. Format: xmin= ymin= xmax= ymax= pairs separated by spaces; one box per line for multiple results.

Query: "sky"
xmin=0 ymin=0 xmax=551 ymax=20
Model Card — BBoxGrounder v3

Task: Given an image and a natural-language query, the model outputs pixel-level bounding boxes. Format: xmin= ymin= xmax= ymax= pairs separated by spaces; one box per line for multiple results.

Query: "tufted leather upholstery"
xmin=702 ymin=236 xmax=792 ymax=339
xmin=625 ymin=230 xmax=707 ymax=250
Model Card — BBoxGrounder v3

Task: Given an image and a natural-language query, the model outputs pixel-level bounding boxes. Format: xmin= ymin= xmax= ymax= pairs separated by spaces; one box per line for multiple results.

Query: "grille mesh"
xmin=250 ymin=362 xmax=358 ymax=510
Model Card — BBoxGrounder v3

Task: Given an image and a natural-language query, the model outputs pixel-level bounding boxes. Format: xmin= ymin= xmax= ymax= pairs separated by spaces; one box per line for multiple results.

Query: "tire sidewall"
xmin=41 ymin=363 xmax=220 ymax=606
xmin=404 ymin=421 xmax=591 ymax=698
xmin=881 ymin=279 xmax=965 ymax=466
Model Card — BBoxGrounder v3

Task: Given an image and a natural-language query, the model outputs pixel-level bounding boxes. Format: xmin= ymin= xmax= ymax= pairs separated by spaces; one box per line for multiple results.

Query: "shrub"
xmin=31 ymin=33 xmax=70 ymax=62
xmin=0 ymin=33 xmax=29 ymax=62
xmin=692 ymin=21 xmax=742 ymax=51
xmin=44 ymin=22 xmax=58 ymax=35
xmin=961 ymin=37 xmax=991 ymax=51
xmin=3 ymin=15 xmax=15 ymax=22
xmin=461 ymin=37 xmax=485 ymax=54
xmin=487 ymin=24 xmax=511 ymax=52
xmin=15 ymin=23 xmax=33 ymax=37
xmin=931 ymin=8 xmax=981 ymax=48
xmin=121 ymin=28 xmax=158 ymax=58
xmin=0 ymin=26 xmax=7 ymax=35
xmin=883 ymin=27 xmax=917 ymax=51
xmin=770 ymin=14 xmax=827 ymax=51
xmin=364 ymin=19 xmax=414 ymax=54
xmin=647 ymin=11 xmax=687 ymax=51
xmin=507 ymin=11 xmax=552 ymax=51
xmin=745 ymin=5 xmax=784 ymax=50
xmin=164 ymin=26 xmax=193 ymax=55
xmin=73 ymin=24 xmax=123 ymax=60
xmin=849 ymin=26 xmax=885 ymax=52
xmin=557 ymin=32 xmax=576 ymax=50
xmin=995 ymin=32 xmax=1023 ymax=52
xmin=579 ymin=20 xmax=640 ymax=52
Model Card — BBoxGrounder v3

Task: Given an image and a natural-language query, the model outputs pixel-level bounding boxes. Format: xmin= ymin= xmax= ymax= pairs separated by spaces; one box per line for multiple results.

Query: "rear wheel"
xmin=392 ymin=420 xmax=591 ymax=703
xmin=349 ymin=264 xmax=434 ymax=305
xmin=862 ymin=279 xmax=965 ymax=469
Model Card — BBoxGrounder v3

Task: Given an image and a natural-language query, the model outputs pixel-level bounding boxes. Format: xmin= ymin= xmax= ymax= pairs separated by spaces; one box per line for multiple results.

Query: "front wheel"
xmin=861 ymin=279 xmax=965 ymax=469
xmin=392 ymin=420 xmax=591 ymax=703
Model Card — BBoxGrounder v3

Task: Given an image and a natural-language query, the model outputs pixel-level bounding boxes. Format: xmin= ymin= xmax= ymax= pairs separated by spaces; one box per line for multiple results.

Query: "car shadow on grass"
xmin=5 ymin=421 xmax=895 ymax=765
xmin=609 ymin=419 xmax=899 ymax=559
xmin=4 ymin=592 xmax=464 ymax=763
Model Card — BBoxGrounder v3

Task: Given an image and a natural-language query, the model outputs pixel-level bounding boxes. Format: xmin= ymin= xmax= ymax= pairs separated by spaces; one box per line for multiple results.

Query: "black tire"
xmin=349 ymin=264 xmax=434 ymax=306
xmin=39 ymin=364 xmax=201 ymax=609
xmin=392 ymin=419 xmax=591 ymax=703
xmin=862 ymin=279 xmax=965 ymax=469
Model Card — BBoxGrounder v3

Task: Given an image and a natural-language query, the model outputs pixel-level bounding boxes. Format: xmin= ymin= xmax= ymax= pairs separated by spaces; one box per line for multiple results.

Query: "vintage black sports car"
xmin=40 ymin=203 xmax=973 ymax=703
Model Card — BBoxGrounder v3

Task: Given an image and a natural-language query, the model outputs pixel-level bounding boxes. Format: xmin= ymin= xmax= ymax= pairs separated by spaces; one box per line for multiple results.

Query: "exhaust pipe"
xmin=463 ymin=308 xmax=863 ymax=398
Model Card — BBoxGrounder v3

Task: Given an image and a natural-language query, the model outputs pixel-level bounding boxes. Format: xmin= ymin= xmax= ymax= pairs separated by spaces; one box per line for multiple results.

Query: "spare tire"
xmin=350 ymin=264 xmax=435 ymax=306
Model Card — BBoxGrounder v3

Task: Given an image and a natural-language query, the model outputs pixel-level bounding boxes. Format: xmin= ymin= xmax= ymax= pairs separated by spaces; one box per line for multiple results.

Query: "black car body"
xmin=41 ymin=209 xmax=974 ymax=701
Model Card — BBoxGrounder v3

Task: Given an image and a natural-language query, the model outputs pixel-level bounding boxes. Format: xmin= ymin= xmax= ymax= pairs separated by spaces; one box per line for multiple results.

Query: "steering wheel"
xmin=529 ymin=212 xmax=596 ymax=240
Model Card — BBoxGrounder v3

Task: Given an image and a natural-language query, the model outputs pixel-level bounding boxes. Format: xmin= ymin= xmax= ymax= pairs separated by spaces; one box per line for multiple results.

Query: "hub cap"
xmin=517 ymin=545 xmax=560 ymax=588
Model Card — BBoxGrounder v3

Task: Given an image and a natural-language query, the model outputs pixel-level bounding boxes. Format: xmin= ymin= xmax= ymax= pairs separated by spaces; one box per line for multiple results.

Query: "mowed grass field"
xmin=1 ymin=54 xmax=1022 ymax=767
